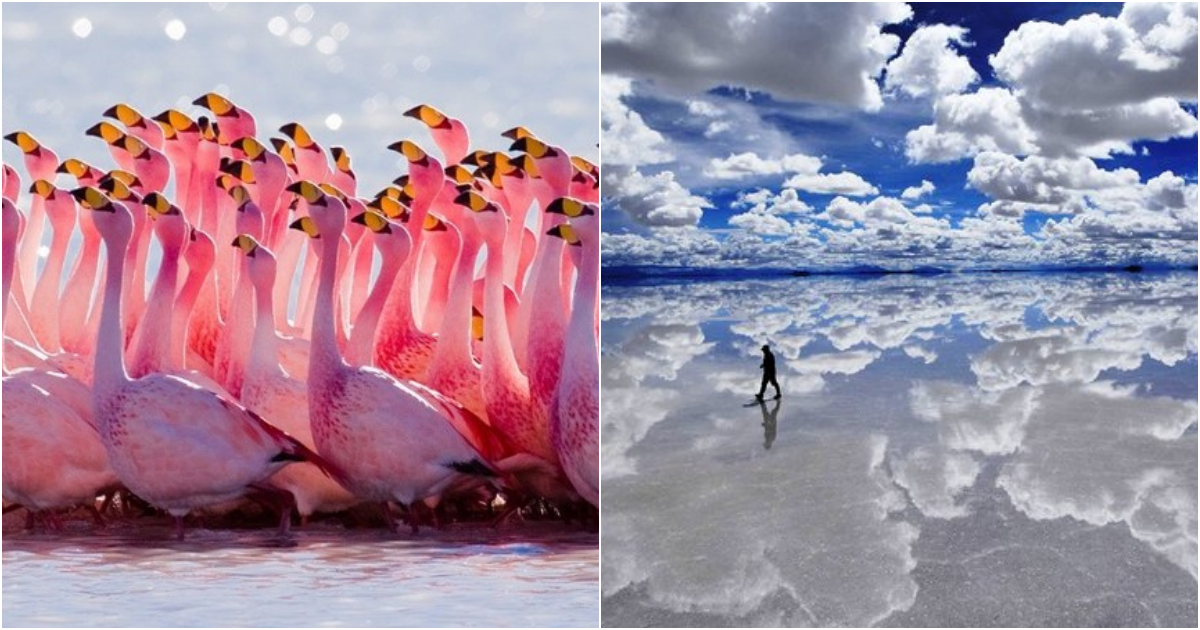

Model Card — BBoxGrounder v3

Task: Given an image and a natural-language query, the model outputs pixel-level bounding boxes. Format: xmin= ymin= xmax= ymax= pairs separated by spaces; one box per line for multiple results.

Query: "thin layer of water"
xmin=601 ymin=272 xmax=1197 ymax=627
xmin=5 ymin=523 xmax=598 ymax=627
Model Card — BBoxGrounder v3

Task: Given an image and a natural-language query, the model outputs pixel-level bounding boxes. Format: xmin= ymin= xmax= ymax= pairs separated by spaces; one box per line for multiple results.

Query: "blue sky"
xmin=601 ymin=2 xmax=1198 ymax=271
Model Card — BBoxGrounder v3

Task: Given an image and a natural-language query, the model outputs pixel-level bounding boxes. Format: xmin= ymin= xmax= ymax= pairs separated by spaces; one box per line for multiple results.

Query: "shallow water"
xmin=4 ymin=523 xmax=597 ymax=627
xmin=601 ymin=271 xmax=1197 ymax=627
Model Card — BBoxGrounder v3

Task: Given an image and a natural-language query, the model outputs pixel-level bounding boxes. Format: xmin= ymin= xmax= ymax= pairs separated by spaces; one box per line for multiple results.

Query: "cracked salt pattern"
xmin=601 ymin=271 xmax=1197 ymax=627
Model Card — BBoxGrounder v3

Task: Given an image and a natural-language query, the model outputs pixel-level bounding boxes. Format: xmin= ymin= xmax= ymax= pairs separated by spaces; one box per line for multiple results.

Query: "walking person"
xmin=756 ymin=344 xmax=781 ymax=401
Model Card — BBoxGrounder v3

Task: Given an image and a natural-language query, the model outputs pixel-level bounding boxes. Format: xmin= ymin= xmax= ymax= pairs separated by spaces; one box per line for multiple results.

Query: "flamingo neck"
xmin=60 ymin=231 xmax=101 ymax=353
xmin=94 ymin=231 xmax=132 ymax=398
xmin=310 ymin=232 xmax=345 ymax=382
xmin=131 ymin=241 xmax=182 ymax=375
xmin=247 ymin=275 xmax=281 ymax=377
xmin=564 ymin=238 xmax=599 ymax=371
xmin=432 ymin=224 xmax=477 ymax=368
xmin=172 ymin=258 xmax=210 ymax=369
xmin=348 ymin=250 xmax=401 ymax=365
xmin=482 ymin=233 xmax=521 ymax=379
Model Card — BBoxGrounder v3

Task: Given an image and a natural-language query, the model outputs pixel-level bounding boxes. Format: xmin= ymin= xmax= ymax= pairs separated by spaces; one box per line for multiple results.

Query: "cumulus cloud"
xmin=602 ymin=2 xmax=912 ymax=110
xmin=885 ymin=24 xmax=979 ymax=99
xmin=704 ymin=150 xmax=878 ymax=196
xmin=703 ymin=151 xmax=822 ymax=180
xmin=604 ymin=166 xmax=711 ymax=228
xmin=907 ymin=5 xmax=1198 ymax=163
xmin=602 ymin=74 xmax=673 ymax=166
xmin=905 ymin=88 xmax=1039 ymax=163
xmin=783 ymin=170 xmax=879 ymax=196
xmin=967 ymin=151 xmax=1141 ymax=212
xmin=900 ymin=179 xmax=936 ymax=200
xmin=990 ymin=4 xmax=1198 ymax=111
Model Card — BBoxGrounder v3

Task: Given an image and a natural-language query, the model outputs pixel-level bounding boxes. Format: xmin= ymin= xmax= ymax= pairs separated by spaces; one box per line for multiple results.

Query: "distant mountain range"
xmin=602 ymin=263 xmax=1198 ymax=283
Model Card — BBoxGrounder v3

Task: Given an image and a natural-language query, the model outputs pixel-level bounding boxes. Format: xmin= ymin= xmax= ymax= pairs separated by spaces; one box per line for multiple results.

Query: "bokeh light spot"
xmin=267 ymin=16 xmax=288 ymax=36
xmin=165 ymin=19 xmax=187 ymax=41
xmin=330 ymin=22 xmax=350 ymax=41
xmin=316 ymin=36 xmax=337 ymax=55
xmin=324 ymin=113 xmax=343 ymax=131
xmin=482 ymin=112 xmax=500 ymax=129
xmin=326 ymin=57 xmax=345 ymax=74
xmin=289 ymin=27 xmax=312 ymax=46
xmin=295 ymin=4 xmax=315 ymax=23
xmin=71 ymin=17 xmax=92 ymax=38
xmin=412 ymin=55 xmax=431 ymax=73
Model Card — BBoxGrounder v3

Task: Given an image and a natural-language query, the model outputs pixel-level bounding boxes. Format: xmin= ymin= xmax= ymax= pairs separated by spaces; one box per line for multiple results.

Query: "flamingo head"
xmin=353 ymin=210 xmax=412 ymax=262
xmin=287 ymin=180 xmax=345 ymax=238
xmin=72 ymin=186 xmax=133 ymax=245
xmin=103 ymin=103 xmax=147 ymax=128
xmin=142 ymin=192 xmax=187 ymax=250
xmin=233 ymin=234 xmax=278 ymax=291
xmin=152 ymin=109 xmax=198 ymax=140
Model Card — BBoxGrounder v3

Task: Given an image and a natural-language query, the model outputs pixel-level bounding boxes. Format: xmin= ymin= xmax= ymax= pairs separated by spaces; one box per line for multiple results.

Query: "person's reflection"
xmin=758 ymin=398 xmax=780 ymax=450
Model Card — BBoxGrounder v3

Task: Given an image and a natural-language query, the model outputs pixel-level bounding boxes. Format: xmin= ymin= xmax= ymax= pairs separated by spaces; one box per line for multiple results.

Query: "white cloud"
xmin=703 ymin=151 xmax=822 ymax=180
xmin=604 ymin=166 xmax=711 ymax=227
xmin=901 ymin=179 xmax=936 ymax=200
xmin=783 ymin=170 xmax=878 ymax=196
xmin=990 ymin=4 xmax=1198 ymax=111
xmin=906 ymin=5 xmax=1198 ymax=163
xmin=602 ymin=2 xmax=912 ymax=110
xmin=885 ymin=24 xmax=979 ymax=99
xmin=904 ymin=88 xmax=1038 ymax=163
xmin=967 ymin=151 xmax=1141 ymax=211
xmin=602 ymin=74 xmax=674 ymax=166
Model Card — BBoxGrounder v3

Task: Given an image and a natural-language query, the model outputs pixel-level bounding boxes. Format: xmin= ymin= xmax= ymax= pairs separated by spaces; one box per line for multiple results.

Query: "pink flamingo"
xmin=151 ymin=110 xmax=201 ymax=223
xmin=373 ymin=141 xmax=442 ymax=379
xmin=3 ymin=164 xmax=17 ymax=203
xmin=546 ymin=199 xmax=599 ymax=507
xmin=74 ymin=185 xmax=336 ymax=540
xmin=345 ymin=208 xmax=412 ymax=366
xmin=4 ymin=131 xmax=58 ymax=298
xmin=455 ymin=190 xmax=555 ymax=463
xmin=404 ymin=104 xmax=470 ymax=166
xmin=426 ymin=205 xmax=489 ymax=421
xmin=279 ymin=122 xmax=330 ymax=184
xmin=173 ymin=227 xmax=217 ymax=377
xmin=103 ymin=103 xmax=164 ymax=151
xmin=3 ymin=198 xmax=118 ymax=524
xmin=57 ymin=158 xmax=106 ymax=187
xmin=288 ymin=181 xmax=498 ymax=532
xmin=193 ymin=92 xmax=257 ymax=145
xmin=234 ymin=235 xmax=359 ymax=521
xmin=26 ymin=180 xmax=76 ymax=353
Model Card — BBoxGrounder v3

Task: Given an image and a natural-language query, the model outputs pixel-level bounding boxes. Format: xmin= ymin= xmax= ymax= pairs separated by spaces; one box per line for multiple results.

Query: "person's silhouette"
xmin=756 ymin=344 xmax=781 ymax=401
xmin=758 ymin=397 xmax=780 ymax=450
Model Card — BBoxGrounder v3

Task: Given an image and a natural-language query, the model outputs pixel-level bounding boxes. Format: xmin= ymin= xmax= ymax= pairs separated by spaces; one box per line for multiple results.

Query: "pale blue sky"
xmin=3 ymin=2 xmax=598 ymax=195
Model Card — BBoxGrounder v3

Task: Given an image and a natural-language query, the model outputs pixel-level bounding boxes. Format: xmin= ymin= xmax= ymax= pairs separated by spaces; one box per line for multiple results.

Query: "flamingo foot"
xmin=174 ymin=515 xmax=186 ymax=541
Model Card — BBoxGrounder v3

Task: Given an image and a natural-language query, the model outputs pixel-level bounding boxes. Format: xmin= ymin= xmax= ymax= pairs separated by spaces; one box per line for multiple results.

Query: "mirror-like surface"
xmin=4 ymin=525 xmax=598 ymax=627
xmin=601 ymin=272 xmax=1197 ymax=627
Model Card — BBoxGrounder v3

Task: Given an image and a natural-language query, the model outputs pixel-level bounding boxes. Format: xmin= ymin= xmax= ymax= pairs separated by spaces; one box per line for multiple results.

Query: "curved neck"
xmin=349 ymin=249 xmax=401 ymax=365
xmin=482 ymin=233 xmax=521 ymax=378
xmin=247 ymin=273 xmax=281 ymax=376
xmin=94 ymin=231 xmax=132 ymax=397
xmin=59 ymin=232 xmax=101 ymax=353
xmin=172 ymin=257 xmax=211 ymax=369
xmin=131 ymin=241 xmax=182 ymax=374
xmin=565 ymin=239 xmax=599 ymax=367
xmin=433 ymin=225 xmax=476 ymax=366
xmin=310 ymin=232 xmax=345 ymax=381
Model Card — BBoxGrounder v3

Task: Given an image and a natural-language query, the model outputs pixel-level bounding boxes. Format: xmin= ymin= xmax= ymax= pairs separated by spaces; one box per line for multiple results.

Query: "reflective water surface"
xmin=601 ymin=272 xmax=1197 ymax=627
xmin=4 ymin=524 xmax=597 ymax=627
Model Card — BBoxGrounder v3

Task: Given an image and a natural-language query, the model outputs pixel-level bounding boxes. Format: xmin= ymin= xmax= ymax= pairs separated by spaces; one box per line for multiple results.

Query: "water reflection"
xmin=5 ymin=525 xmax=598 ymax=627
xmin=601 ymin=272 xmax=1197 ymax=627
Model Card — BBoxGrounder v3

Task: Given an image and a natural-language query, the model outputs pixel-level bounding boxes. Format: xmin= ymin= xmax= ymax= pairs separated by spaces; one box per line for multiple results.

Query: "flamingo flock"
xmin=2 ymin=95 xmax=599 ymax=540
